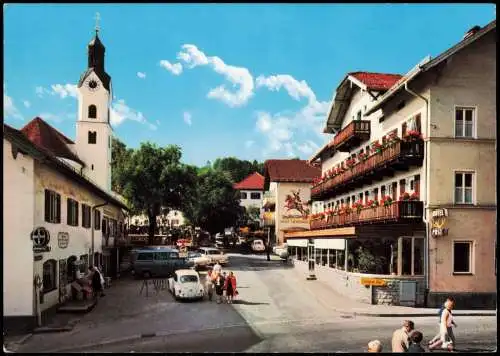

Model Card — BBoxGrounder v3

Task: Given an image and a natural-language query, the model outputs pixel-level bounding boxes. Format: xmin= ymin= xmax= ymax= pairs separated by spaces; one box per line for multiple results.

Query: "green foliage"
xmin=212 ymin=157 xmax=264 ymax=183
xmin=111 ymin=137 xmax=133 ymax=194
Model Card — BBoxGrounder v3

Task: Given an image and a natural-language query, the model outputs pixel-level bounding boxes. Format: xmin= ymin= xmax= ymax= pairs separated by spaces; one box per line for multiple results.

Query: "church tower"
xmin=75 ymin=16 xmax=112 ymax=192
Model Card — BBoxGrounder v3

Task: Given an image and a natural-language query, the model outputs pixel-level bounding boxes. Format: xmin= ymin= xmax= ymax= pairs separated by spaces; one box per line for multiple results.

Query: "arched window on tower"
xmin=88 ymin=105 xmax=97 ymax=119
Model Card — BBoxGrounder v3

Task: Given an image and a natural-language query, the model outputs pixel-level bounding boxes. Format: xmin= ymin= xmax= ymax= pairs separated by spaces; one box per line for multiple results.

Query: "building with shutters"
xmin=3 ymin=25 xmax=130 ymax=334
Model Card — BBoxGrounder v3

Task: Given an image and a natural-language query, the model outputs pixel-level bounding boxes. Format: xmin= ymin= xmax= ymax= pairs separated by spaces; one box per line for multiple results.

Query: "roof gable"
xmin=348 ymin=72 xmax=403 ymax=91
xmin=263 ymin=159 xmax=320 ymax=186
xmin=21 ymin=117 xmax=84 ymax=165
xmin=233 ymin=172 xmax=265 ymax=190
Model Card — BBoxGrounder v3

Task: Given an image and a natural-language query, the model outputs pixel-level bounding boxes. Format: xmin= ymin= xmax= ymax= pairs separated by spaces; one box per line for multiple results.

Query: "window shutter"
xmin=75 ymin=203 xmax=79 ymax=226
xmin=402 ymin=122 xmax=407 ymax=137
xmin=67 ymin=200 xmax=71 ymax=225
xmin=56 ymin=194 xmax=61 ymax=223
xmin=415 ymin=114 xmax=422 ymax=133
xmin=44 ymin=190 xmax=50 ymax=222
xmin=82 ymin=205 xmax=85 ymax=227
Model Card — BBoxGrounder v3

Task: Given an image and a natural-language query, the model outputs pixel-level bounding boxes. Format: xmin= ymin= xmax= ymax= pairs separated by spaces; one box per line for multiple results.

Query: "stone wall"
xmin=294 ymin=260 xmax=425 ymax=306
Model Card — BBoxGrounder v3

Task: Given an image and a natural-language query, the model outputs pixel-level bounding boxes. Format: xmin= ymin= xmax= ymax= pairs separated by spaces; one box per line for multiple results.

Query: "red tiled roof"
xmin=20 ymin=117 xmax=84 ymax=165
xmin=264 ymin=159 xmax=321 ymax=183
xmin=233 ymin=172 xmax=265 ymax=190
xmin=349 ymin=72 xmax=403 ymax=91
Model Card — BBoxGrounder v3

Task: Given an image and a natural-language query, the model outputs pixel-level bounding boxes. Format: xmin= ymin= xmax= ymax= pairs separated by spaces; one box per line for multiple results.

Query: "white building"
xmin=3 ymin=27 xmax=129 ymax=335
xmin=233 ymin=172 xmax=265 ymax=210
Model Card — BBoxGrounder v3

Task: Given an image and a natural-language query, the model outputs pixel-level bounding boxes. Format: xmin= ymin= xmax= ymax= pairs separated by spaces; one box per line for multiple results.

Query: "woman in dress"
xmin=224 ymin=271 xmax=237 ymax=304
xmin=214 ymin=271 xmax=225 ymax=304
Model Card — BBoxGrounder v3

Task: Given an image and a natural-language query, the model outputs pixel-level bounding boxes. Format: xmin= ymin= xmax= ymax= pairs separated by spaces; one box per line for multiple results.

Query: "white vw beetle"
xmin=168 ymin=269 xmax=205 ymax=301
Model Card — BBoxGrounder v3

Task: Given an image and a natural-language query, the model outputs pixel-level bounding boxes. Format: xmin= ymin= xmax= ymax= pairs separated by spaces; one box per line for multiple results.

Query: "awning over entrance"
xmin=283 ymin=223 xmax=425 ymax=240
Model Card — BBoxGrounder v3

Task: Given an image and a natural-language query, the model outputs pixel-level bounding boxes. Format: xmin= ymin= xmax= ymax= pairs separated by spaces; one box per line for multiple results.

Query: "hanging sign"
xmin=431 ymin=208 xmax=449 ymax=238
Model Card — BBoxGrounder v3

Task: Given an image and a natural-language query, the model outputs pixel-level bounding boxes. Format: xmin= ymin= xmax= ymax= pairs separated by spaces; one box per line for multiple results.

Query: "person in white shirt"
xmin=429 ymin=297 xmax=456 ymax=351
xmin=213 ymin=262 xmax=222 ymax=274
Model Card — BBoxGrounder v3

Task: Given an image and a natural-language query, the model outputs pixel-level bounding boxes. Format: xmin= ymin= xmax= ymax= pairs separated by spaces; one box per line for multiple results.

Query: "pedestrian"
xmin=224 ymin=271 xmax=237 ymax=304
xmin=429 ymin=297 xmax=456 ymax=351
xmin=367 ymin=340 xmax=382 ymax=353
xmin=428 ymin=297 xmax=458 ymax=346
xmin=206 ymin=268 xmax=214 ymax=301
xmin=407 ymin=331 xmax=426 ymax=353
xmin=89 ymin=265 xmax=105 ymax=299
xmin=391 ymin=320 xmax=414 ymax=352
xmin=214 ymin=271 xmax=225 ymax=304
xmin=213 ymin=261 xmax=222 ymax=274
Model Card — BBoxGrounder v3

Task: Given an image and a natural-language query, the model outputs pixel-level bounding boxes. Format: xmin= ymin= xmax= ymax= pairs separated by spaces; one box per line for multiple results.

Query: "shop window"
xmin=321 ymin=249 xmax=328 ymax=266
xmin=453 ymin=241 xmax=473 ymax=274
xmin=43 ymin=259 xmax=57 ymax=293
xmin=413 ymin=238 xmax=424 ymax=275
xmin=315 ymin=249 xmax=322 ymax=266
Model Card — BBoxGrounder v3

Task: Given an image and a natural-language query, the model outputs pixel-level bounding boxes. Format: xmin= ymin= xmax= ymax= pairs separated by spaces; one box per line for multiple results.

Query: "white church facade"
xmin=3 ymin=27 xmax=129 ymax=335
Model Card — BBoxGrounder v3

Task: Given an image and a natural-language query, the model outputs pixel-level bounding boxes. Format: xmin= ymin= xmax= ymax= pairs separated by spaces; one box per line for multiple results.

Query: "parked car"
xmin=274 ymin=243 xmax=289 ymax=259
xmin=198 ymin=247 xmax=228 ymax=265
xmin=187 ymin=251 xmax=211 ymax=270
xmin=131 ymin=246 xmax=189 ymax=279
xmin=168 ymin=269 xmax=205 ymax=301
xmin=251 ymin=239 xmax=266 ymax=252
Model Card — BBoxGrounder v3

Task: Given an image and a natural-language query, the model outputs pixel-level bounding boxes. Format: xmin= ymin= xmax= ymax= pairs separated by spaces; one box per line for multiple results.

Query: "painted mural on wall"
xmin=280 ymin=189 xmax=310 ymax=223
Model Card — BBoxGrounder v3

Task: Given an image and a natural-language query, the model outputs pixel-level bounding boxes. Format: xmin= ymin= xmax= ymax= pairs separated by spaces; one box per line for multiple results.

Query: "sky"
xmin=3 ymin=4 xmax=496 ymax=167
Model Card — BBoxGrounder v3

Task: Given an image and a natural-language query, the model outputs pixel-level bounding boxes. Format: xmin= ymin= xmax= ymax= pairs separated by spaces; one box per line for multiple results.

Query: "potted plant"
xmin=345 ymin=158 xmax=356 ymax=169
xmin=404 ymin=130 xmax=422 ymax=141
xmin=387 ymin=131 xmax=400 ymax=145
xmin=409 ymin=192 xmax=420 ymax=201
xmin=399 ymin=192 xmax=410 ymax=201
xmin=371 ymin=140 xmax=383 ymax=155
xmin=358 ymin=151 xmax=369 ymax=162
xmin=381 ymin=195 xmax=393 ymax=207
xmin=352 ymin=200 xmax=363 ymax=213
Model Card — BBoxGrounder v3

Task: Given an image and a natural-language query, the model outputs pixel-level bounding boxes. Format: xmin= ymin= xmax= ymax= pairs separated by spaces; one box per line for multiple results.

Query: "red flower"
xmin=409 ymin=192 xmax=420 ymax=201
xmin=399 ymin=192 xmax=411 ymax=201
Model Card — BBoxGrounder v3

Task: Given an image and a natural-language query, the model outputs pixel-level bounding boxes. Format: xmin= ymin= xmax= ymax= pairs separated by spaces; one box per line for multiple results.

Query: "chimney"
xmin=463 ymin=25 xmax=481 ymax=40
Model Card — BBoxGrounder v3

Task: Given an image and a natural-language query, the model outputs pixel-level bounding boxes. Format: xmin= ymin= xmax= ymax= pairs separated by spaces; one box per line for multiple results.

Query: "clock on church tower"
xmin=75 ymin=15 xmax=113 ymax=193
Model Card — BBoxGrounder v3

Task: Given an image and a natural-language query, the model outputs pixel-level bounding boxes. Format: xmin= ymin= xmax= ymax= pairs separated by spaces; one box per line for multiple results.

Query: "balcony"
xmin=333 ymin=120 xmax=371 ymax=152
xmin=262 ymin=211 xmax=275 ymax=226
xmin=310 ymin=201 xmax=423 ymax=230
xmin=312 ymin=139 xmax=423 ymax=200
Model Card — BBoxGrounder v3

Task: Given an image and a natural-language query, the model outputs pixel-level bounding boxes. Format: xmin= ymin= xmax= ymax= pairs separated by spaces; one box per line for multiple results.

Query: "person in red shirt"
xmin=224 ymin=271 xmax=237 ymax=304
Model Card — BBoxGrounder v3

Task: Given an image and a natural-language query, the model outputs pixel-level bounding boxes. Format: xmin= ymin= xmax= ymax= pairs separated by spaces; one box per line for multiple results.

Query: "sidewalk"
xmin=290 ymin=266 xmax=496 ymax=318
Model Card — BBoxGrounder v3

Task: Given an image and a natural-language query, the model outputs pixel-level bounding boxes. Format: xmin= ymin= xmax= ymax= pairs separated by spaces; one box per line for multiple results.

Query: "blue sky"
xmin=4 ymin=4 xmax=496 ymax=166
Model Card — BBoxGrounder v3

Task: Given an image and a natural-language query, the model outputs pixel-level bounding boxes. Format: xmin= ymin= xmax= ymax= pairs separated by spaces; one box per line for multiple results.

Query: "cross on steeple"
xmin=94 ymin=12 xmax=101 ymax=34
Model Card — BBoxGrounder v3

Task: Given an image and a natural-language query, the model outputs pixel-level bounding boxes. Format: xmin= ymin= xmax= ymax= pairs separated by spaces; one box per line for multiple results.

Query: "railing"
xmin=310 ymin=201 xmax=423 ymax=230
xmin=333 ymin=120 xmax=370 ymax=149
xmin=312 ymin=139 xmax=423 ymax=198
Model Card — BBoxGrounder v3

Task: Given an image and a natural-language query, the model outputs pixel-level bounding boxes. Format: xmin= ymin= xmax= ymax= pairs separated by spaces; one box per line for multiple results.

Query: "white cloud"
xmin=175 ymin=44 xmax=254 ymax=107
xmin=110 ymin=99 xmax=157 ymax=130
xmin=155 ymin=120 xmax=161 ymax=126
xmin=297 ymin=140 xmax=319 ymax=155
xmin=35 ymin=86 xmax=47 ymax=98
xmin=183 ymin=111 xmax=192 ymax=126
xmin=23 ymin=100 xmax=31 ymax=108
xmin=245 ymin=140 xmax=254 ymax=148
xmin=159 ymin=60 xmax=183 ymax=75
xmin=137 ymin=72 xmax=146 ymax=79
xmin=255 ymin=111 xmax=294 ymax=156
xmin=50 ymin=84 xmax=78 ymax=99
xmin=256 ymin=74 xmax=316 ymax=104
xmin=38 ymin=112 xmax=63 ymax=123
xmin=4 ymin=92 xmax=23 ymax=120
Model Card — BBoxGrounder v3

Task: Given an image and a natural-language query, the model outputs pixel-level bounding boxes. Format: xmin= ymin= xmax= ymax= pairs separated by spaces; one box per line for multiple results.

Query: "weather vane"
xmin=94 ymin=12 xmax=101 ymax=34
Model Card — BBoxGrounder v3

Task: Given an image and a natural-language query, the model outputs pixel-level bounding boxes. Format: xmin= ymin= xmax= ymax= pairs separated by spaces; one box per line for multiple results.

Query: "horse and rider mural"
xmin=282 ymin=189 xmax=310 ymax=222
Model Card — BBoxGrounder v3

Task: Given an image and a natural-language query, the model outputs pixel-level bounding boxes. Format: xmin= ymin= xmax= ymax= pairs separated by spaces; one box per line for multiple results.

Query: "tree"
xmin=111 ymin=137 xmax=133 ymax=194
xmin=119 ymin=142 xmax=196 ymax=244
xmin=212 ymin=157 xmax=264 ymax=183
xmin=184 ymin=169 xmax=243 ymax=235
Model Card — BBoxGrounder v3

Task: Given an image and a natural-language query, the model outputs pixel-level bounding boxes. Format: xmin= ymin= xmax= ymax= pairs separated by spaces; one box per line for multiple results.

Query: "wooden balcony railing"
xmin=333 ymin=120 xmax=371 ymax=151
xmin=311 ymin=139 xmax=423 ymax=199
xmin=310 ymin=201 xmax=423 ymax=230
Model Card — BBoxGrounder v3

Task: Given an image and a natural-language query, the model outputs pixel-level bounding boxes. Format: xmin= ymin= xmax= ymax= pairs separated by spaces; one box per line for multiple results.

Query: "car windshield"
xmin=189 ymin=253 xmax=201 ymax=258
xmin=208 ymin=250 xmax=221 ymax=255
xmin=179 ymin=275 xmax=198 ymax=283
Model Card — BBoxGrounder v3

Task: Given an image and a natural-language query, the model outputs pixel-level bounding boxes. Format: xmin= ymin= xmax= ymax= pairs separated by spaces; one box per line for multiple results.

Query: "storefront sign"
xmin=431 ymin=208 xmax=449 ymax=238
xmin=31 ymin=227 xmax=51 ymax=252
xmin=360 ymin=278 xmax=387 ymax=287
xmin=58 ymin=232 xmax=69 ymax=249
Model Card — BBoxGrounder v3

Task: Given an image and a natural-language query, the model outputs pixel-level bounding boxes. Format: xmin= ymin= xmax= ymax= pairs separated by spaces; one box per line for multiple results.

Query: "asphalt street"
xmin=14 ymin=253 xmax=497 ymax=353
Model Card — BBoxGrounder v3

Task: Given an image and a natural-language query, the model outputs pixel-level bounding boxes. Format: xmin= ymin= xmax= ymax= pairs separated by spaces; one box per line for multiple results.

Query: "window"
xmin=44 ymin=189 xmax=61 ymax=223
xmin=88 ymin=131 xmax=97 ymax=144
xmin=381 ymin=186 xmax=386 ymax=198
xmin=364 ymin=191 xmax=370 ymax=204
xmin=455 ymin=107 xmax=475 ymax=138
xmin=240 ymin=192 xmax=247 ymax=199
xmin=79 ymin=254 xmax=88 ymax=273
xmin=88 ymin=105 xmax=97 ymax=119
xmin=67 ymin=198 xmax=79 ymax=226
xmin=180 ymin=275 xmax=198 ymax=283
xmin=102 ymin=217 xmax=108 ymax=235
xmin=250 ymin=192 xmax=261 ymax=200
xmin=67 ymin=256 xmax=77 ymax=283
xmin=399 ymin=179 xmax=406 ymax=195
xmin=414 ymin=175 xmax=421 ymax=195
xmin=453 ymin=241 xmax=473 ymax=274
xmin=454 ymin=172 xmax=474 ymax=204
xmin=136 ymin=253 xmax=153 ymax=261
xmin=94 ymin=209 xmax=101 ymax=230
xmin=43 ymin=259 xmax=57 ymax=293
xmin=373 ymin=188 xmax=379 ymax=201
xmin=82 ymin=204 xmax=91 ymax=228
